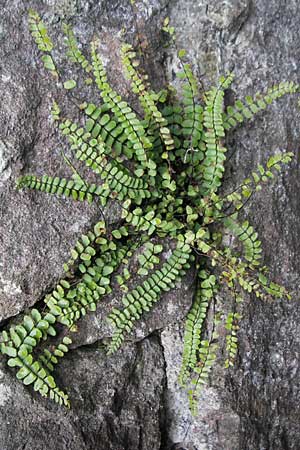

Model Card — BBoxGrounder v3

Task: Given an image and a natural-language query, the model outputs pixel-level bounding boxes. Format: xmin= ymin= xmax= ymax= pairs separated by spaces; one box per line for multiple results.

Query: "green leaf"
xmin=23 ymin=372 xmax=37 ymax=385
xmin=64 ymin=79 xmax=77 ymax=90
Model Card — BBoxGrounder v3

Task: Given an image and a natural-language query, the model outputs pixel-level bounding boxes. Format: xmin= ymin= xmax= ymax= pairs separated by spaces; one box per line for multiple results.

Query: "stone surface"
xmin=161 ymin=322 xmax=240 ymax=450
xmin=0 ymin=0 xmax=300 ymax=450
xmin=0 ymin=1 xmax=173 ymax=450
xmin=165 ymin=0 xmax=300 ymax=449
xmin=0 ymin=336 xmax=166 ymax=450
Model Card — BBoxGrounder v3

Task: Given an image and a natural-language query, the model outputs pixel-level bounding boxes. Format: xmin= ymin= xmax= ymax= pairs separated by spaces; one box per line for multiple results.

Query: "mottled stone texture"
xmin=0 ymin=0 xmax=299 ymax=449
xmin=167 ymin=1 xmax=300 ymax=449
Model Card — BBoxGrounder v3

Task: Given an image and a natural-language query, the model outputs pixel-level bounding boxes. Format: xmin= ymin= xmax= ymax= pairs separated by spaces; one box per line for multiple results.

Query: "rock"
xmin=0 ymin=0 xmax=167 ymax=321
xmin=0 ymin=336 xmax=166 ymax=450
xmin=165 ymin=0 xmax=300 ymax=448
xmin=1 ymin=0 xmax=300 ymax=449
xmin=0 ymin=1 xmax=175 ymax=450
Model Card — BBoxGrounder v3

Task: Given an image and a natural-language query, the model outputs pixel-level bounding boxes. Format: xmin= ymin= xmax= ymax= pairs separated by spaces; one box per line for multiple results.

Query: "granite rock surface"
xmin=0 ymin=1 xmax=299 ymax=449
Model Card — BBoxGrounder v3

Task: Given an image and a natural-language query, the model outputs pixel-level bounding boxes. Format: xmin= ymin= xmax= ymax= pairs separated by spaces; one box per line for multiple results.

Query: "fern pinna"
xmin=1 ymin=9 xmax=297 ymax=413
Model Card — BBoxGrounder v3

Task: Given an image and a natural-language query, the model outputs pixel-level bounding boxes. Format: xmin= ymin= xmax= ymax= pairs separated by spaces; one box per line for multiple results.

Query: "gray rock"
xmin=0 ymin=0 xmax=300 ymax=449
xmin=165 ymin=0 xmax=300 ymax=449
xmin=0 ymin=1 xmax=174 ymax=450
xmin=0 ymin=336 xmax=166 ymax=450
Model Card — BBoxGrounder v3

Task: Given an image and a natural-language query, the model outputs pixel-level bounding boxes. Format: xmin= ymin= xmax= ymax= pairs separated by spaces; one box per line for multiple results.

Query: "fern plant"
xmin=1 ymin=9 xmax=298 ymax=413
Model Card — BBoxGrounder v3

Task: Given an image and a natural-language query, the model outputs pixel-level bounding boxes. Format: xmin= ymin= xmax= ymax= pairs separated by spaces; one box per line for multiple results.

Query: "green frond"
xmin=200 ymin=73 xmax=234 ymax=195
xmin=159 ymin=105 xmax=183 ymax=152
xmin=188 ymin=339 xmax=218 ymax=416
xmin=0 ymin=309 xmax=57 ymax=359
xmin=83 ymin=103 xmax=139 ymax=160
xmin=63 ymin=220 xmax=106 ymax=274
xmin=176 ymin=59 xmax=204 ymax=162
xmin=223 ymin=216 xmax=262 ymax=267
xmin=55 ymin=117 xmax=151 ymax=205
xmin=137 ymin=241 xmax=163 ymax=276
xmin=90 ymin=41 xmax=155 ymax=173
xmin=9 ymin=352 xmax=69 ymax=406
xmin=107 ymin=239 xmax=192 ymax=354
xmin=39 ymin=336 xmax=72 ymax=372
xmin=123 ymin=206 xmax=184 ymax=237
xmin=16 ymin=174 xmax=105 ymax=203
xmin=28 ymin=10 xmax=57 ymax=76
xmin=179 ymin=270 xmax=216 ymax=386
xmin=62 ymin=23 xmax=92 ymax=72
xmin=0 ymin=308 xmax=69 ymax=406
xmin=28 ymin=10 xmax=53 ymax=52
xmin=224 ymin=151 xmax=294 ymax=211
xmin=255 ymin=272 xmax=291 ymax=300
xmin=224 ymin=312 xmax=241 ymax=368
xmin=46 ymin=238 xmax=133 ymax=327
xmin=121 ymin=43 xmax=175 ymax=156
xmin=223 ymin=81 xmax=299 ymax=130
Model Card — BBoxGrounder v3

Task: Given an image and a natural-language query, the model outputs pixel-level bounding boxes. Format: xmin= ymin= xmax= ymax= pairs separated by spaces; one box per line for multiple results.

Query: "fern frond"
xmin=121 ymin=43 xmax=175 ymax=156
xmin=123 ymin=206 xmax=184 ymax=237
xmin=160 ymin=105 xmax=183 ymax=151
xmin=63 ymin=220 xmax=106 ymax=274
xmin=8 ymin=352 xmax=69 ymax=406
xmin=223 ymin=216 xmax=262 ymax=267
xmin=38 ymin=336 xmax=72 ymax=372
xmin=62 ymin=23 xmax=92 ymax=73
xmin=200 ymin=73 xmax=234 ymax=195
xmin=176 ymin=58 xmax=204 ymax=160
xmin=16 ymin=174 xmax=105 ymax=203
xmin=0 ymin=309 xmax=69 ymax=406
xmin=90 ymin=42 xmax=155 ymax=172
xmin=57 ymin=117 xmax=151 ymax=204
xmin=0 ymin=309 xmax=57 ymax=359
xmin=83 ymin=103 xmax=139 ymax=161
xmin=28 ymin=10 xmax=57 ymax=76
xmin=179 ymin=270 xmax=216 ymax=386
xmin=107 ymin=238 xmax=192 ymax=354
xmin=224 ymin=312 xmax=241 ymax=368
xmin=46 ymin=238 xmax=133 ymax=326
xmin=137 ymin=241 xmax=163 ymax=276
xmin=197 ymin=233 xmax=290 ymax=300
xmin=223 ymin=81 xmax=299 ymax=130
xmin=223 ymin=151 xmax=294 ymax=212
xmin=188 ymin=339 xmax=218 ymax=416
xmin=28 ymin=10 xmax=53 ymax=52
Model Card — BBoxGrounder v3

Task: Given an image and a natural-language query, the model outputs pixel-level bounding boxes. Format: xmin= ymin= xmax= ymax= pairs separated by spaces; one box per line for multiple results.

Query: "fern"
xmin=39 ymin=337 xmax=72 ymax=372
xmin=1 ymin=11 xmax=297 ymax=411
xmin=121 ymin=43 xmax=175 ymax=156
xmin=223 ymin=216 xmax=262 ymax=267
xmin=62 ymin=23 xmax=92 ymax=73
xmin=224 ymin=311 xmax=242 ymax=368
xmin=107 ymin=236 xmax=192 ymax=354
xmin=179 ymin=270 xmax=216 ymax=386
xmin=223 ymin=82 xmax=299 ymax=130
xmin=200 ymin=73 xmax=234 ymax=195
xmin=16 ymin=174 xmax=105 ymax=203
xmin=222 ymin=151 xmax=294 ymax=214
xmin=176 ymin=52 xmax=204 ymax=164
xmin=188 ymin=338 xmax=219 ymax=415
xmin=90 ymin=41 xmax=154 ymax=172
xmin=0 ymin=309 xmax=70 ymax=406
xmin=137 ymin=242 xmax=163 ymax=276
xmin=28 ymin=10 xmax=57 ymax=77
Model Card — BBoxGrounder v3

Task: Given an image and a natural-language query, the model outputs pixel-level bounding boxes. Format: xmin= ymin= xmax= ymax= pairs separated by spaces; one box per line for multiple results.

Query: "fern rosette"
xmin=1 ymin=10 xmax=297 ymax=412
